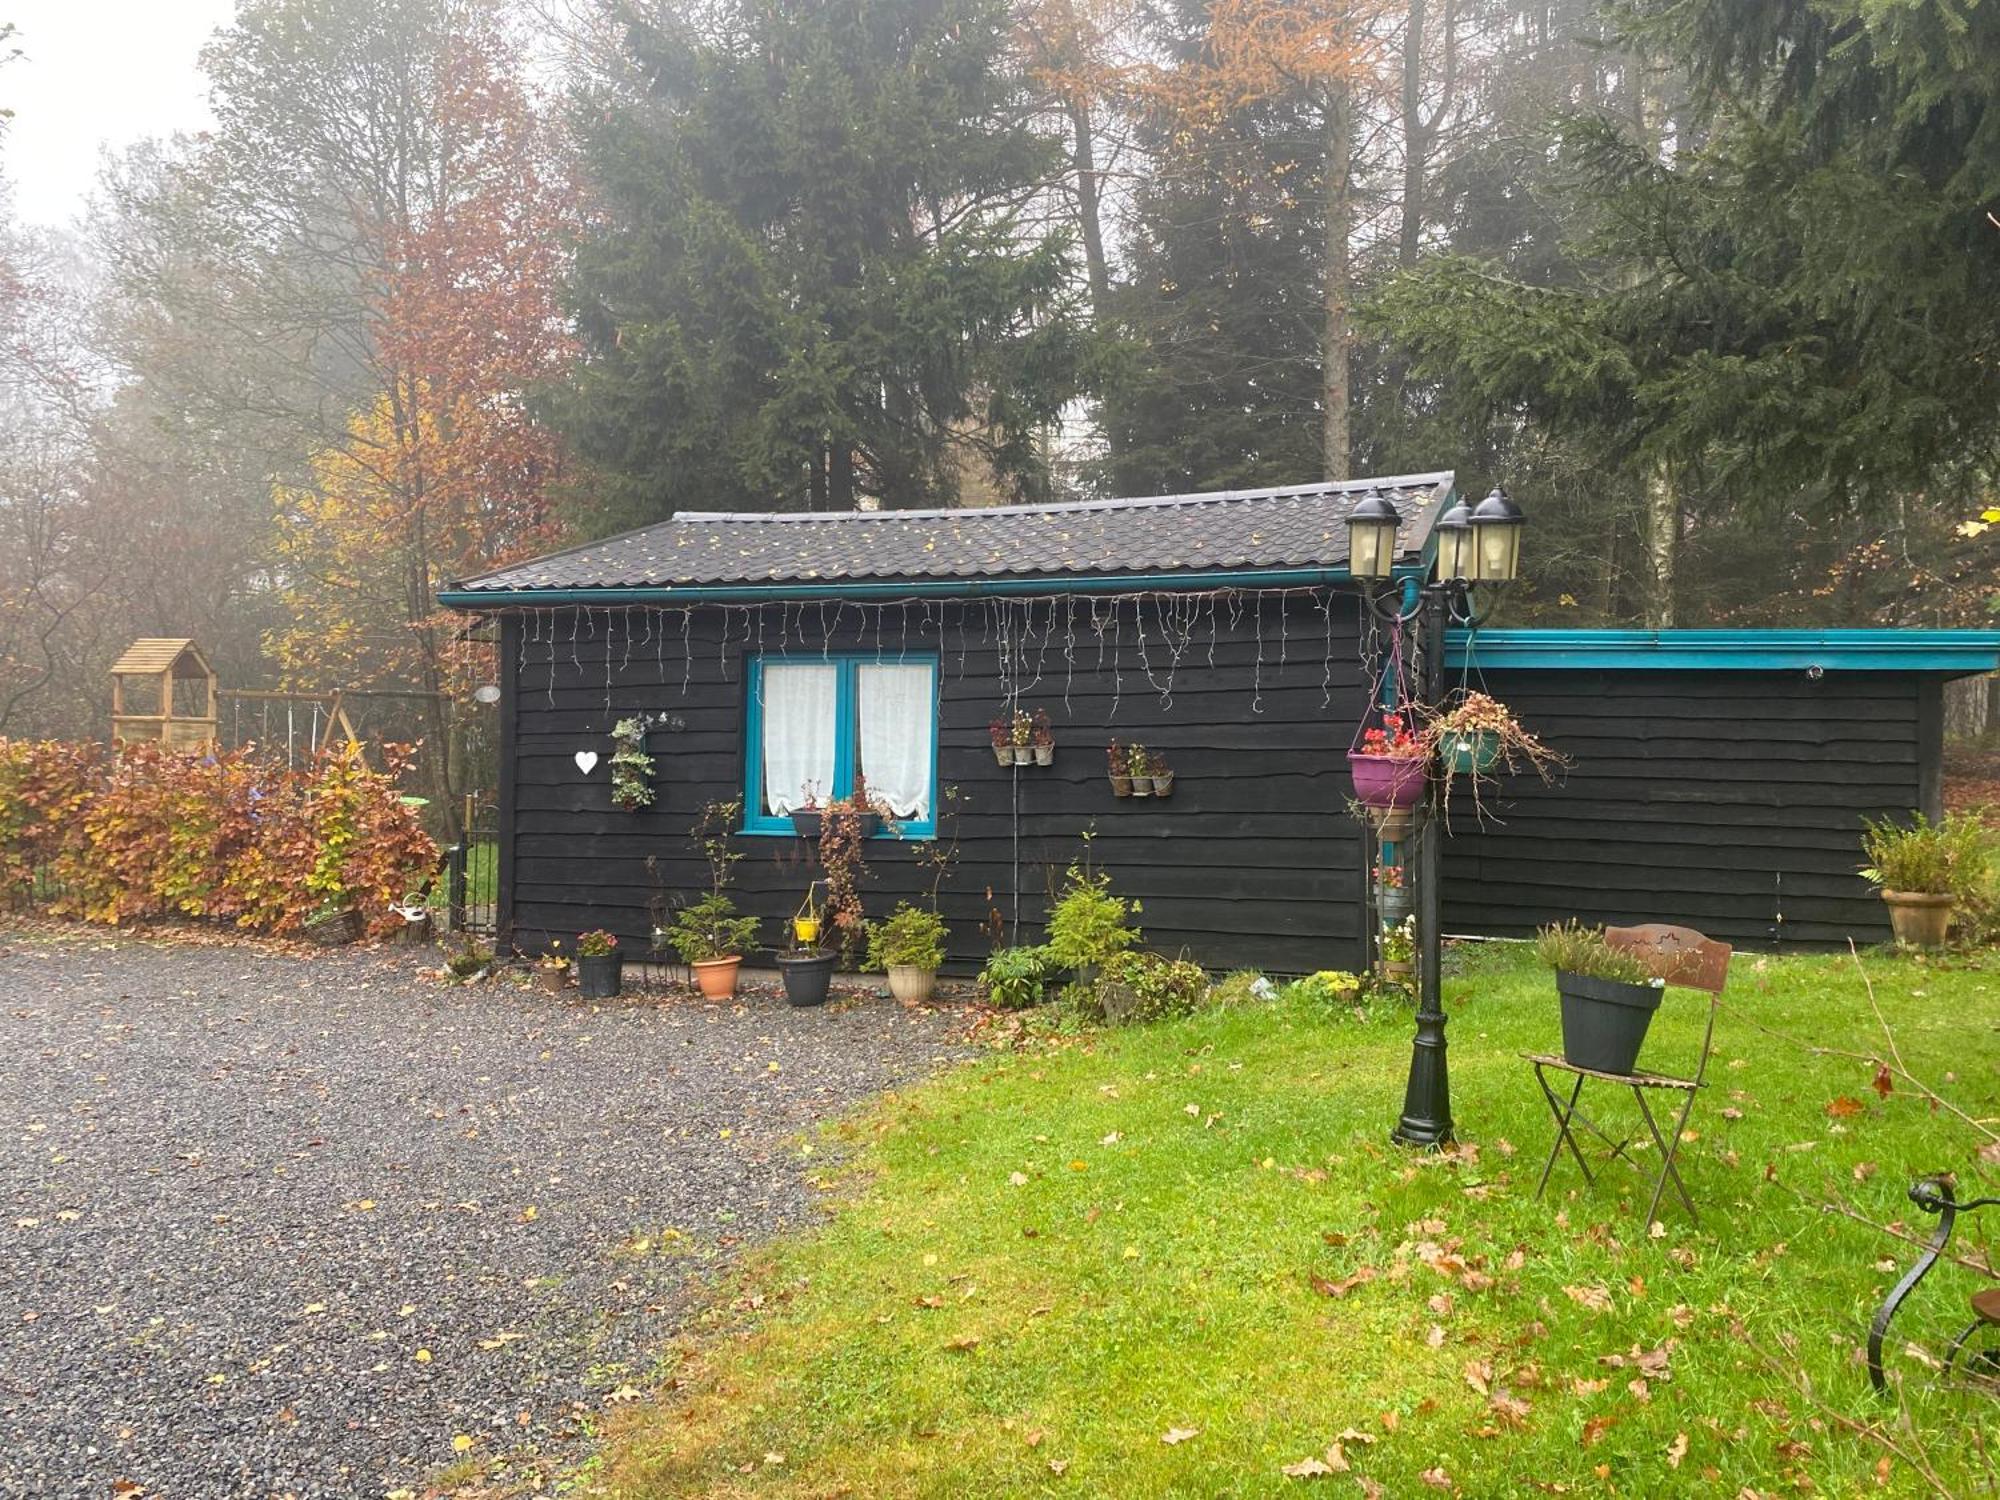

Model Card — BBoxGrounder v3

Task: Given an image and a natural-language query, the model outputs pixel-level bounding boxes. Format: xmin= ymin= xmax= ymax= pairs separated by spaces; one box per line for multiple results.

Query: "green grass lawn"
xmin=597 ymin=944 xmax=1999 ymax=1498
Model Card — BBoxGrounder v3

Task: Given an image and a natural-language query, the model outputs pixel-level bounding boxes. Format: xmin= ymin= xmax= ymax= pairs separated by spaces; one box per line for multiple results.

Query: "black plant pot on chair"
xmin=1556 ymin=970 xmax=1663 ymax=1074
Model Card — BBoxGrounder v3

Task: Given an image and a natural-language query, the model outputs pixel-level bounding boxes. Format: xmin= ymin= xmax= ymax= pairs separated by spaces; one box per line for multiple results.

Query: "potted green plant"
xmin=1045 ymin=862 xmax=1141 ymax=985
xmin=1107 ymin=739 xmax=1132 ymax=797
xmin=1031 ymin=709 xmax=1054 ymax=766
xmin=978 ymin=944 xmax=1049 ymax=1009
xmin=1149 ymin=748 xmax=1174 ymax=798
xmin=1127 ymin=742 xmax=1154 ymax=796
xmin=609 ymin=717 xmax=656 ymax=811
xmin=575 ymin=928 xmax=623 ymax=999
xmin=666 ymin=894 xmax=762 ymax=998
xmin=1535 ymin=920 xmax=1663 ymax=1075
xmin=989 ymin=718 xmax=1011 ymax=766
xmin=1860 ymin=811 xmax=1989 ymax=948
xmin=866 ymin=901 xmax=949 ymax=1003
xmin=1378 ymin=912 xmax=1415 ymax=983
xmin=1008 ymin=708 xmax=1034 ymax=765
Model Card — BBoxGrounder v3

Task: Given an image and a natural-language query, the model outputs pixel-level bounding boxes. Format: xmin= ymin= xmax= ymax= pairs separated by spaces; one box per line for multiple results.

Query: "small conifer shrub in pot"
xmin=1536 ymin=921 xmax=1662 ymax=1075
xmin=666 ymin=895 xmax=762 ymax=999
xmin=575 ymin=929 xmax=623 ymax=999
xmin=867 ymin=902 xmax=949 ymax=1004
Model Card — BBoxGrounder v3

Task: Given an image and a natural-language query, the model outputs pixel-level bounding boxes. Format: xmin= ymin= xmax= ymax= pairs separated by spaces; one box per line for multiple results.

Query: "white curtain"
xmin=761 ymin=663 xmax=837 ymax=815
xmin=857 ymin=663 xmax=934 ymax=820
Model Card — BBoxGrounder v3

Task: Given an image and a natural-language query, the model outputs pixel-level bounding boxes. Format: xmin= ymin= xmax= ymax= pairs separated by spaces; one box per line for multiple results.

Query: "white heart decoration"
xmin=574 ymin=750 xmax=599 ymax=775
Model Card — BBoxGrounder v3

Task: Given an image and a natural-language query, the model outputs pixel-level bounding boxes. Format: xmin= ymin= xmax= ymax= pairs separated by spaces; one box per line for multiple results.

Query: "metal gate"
xmin=447 ymin=796 xmax=501 ymax=939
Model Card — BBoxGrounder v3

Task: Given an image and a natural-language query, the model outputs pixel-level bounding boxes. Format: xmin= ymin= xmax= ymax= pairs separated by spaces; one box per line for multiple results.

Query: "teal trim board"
xmin=741 ymin=653 xmax=940 ymax=840
xmin=1446 ymin=628 xmax=2000 ymax=678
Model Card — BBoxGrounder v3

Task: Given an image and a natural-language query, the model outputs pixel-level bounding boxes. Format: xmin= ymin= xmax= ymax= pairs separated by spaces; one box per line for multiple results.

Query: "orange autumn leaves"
xmin=271 ymin=20 xmax=576 ymax=696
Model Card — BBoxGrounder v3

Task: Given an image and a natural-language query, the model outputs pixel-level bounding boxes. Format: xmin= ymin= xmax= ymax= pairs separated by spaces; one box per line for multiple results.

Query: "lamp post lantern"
xmin=1345 ymin=482 xmax=1527 ymax=1149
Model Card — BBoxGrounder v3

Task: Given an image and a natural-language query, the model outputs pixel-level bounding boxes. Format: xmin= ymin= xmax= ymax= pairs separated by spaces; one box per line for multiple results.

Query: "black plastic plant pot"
xmin=789 ymin=811 xmax=823 ymax=839
xmin=576 ymin=952 xmax=623 ymax=1000
xmin=1556 ymin=970 xmax=1663 ymax=1074
xmin=777 ymin=950 xmax=837 ymax=1007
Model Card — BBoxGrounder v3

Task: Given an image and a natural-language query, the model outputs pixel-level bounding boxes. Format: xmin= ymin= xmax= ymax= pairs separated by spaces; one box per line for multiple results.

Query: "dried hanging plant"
xmin=1418 ymin=691 xmax=1567 ymax=826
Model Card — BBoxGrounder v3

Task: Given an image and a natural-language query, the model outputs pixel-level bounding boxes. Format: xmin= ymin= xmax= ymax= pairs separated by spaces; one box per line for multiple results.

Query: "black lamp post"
xmin=1345 ymin=484 xmax=1526 ymax=1149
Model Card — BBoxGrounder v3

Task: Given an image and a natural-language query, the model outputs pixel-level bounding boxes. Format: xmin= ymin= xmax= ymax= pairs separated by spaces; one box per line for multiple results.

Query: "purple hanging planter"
xmin=1347 ymin=750 xmax=1428 ymax=810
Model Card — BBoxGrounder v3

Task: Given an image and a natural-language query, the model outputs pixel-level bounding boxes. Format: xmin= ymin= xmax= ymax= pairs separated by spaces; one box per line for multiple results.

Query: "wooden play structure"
xmin=110 ymin=638 xmax=218 ymax=750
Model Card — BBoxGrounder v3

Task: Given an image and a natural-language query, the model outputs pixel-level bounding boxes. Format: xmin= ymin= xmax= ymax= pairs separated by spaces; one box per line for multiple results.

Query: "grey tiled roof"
xmin=449 ymin=472 xmax=1453 ymax=596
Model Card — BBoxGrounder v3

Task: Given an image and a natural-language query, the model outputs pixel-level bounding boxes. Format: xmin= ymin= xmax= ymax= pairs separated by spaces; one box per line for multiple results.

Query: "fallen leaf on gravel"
xmin=397 ymin=1303 xmax=416 ymax=1316
xmin=477 ymin=1331 xmax=523 ymax=1350
xmin=520 ymin=1205 xmax=538 ymax=1222
xmin=452 ymin=1434 xmax=474 ymax=1453
xmin=413 ymin=1348 xmax=432 ymax=1363
xmin=604 ymin=1385 xmax=642 ymax=1403
xmin=1162 ymin=1426 xmax=1199 ymax=1445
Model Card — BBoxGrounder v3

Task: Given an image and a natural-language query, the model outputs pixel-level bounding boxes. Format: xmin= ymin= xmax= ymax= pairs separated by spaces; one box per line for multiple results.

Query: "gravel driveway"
xmin=0 ymin=927 xmax=966 ymax=1499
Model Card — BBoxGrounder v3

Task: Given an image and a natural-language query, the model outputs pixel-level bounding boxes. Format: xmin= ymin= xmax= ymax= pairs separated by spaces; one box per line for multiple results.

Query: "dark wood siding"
xmin=500 ymin=593 xmax=1373 ymax=974
xmin=1440 ymin=669 xmax=1921 ymax=947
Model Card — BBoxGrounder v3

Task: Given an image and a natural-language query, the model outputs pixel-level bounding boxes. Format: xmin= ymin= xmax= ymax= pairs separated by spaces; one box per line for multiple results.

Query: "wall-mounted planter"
xmin=1033 ymin=744 xmax=1054 ymax=766
xmin=1109 ymin=774 xmax=1132 ymax=797
xmin=1152 ymin=770 xmax=1174 ymax=797
xmin=1377 ymin=884 xmax=1413 ymax=926
xmin=1348 ymin=751 xmax=1427 ymax=810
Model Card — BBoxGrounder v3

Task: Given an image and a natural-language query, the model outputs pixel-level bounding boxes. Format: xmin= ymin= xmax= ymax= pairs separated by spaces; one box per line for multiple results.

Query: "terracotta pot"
xmin=1348 ymin=751 xmax=1427 ymax=810
xmin=538 ymin=967 xmax=569 ymax=994
xmin=1881 ymin=890 xmax=1954 ymax=949
xmin=1109 ymin=774 xmax=1132 ymax=797
xmin=1033 ymin=744 xmax=1054 ymax=766
xmin=692 ymin=955 xmax=743 ymax=999
xmin=887 ymin=965 xmax=937 ymax=1004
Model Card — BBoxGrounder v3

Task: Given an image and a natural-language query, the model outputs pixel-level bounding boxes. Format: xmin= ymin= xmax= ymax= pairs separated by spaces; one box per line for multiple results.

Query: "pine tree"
xmin=554 ymin=0 xmax=1094 ymax=520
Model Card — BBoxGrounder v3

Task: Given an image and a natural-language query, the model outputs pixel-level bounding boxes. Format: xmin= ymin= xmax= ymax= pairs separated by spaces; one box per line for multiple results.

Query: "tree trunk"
xmin=1397 ymin=0 xmax=1428 ymax=270
xmin=1069 ymin=97 xmax=1111 ymax=322
xmin=1322 ymin=82 xmax=1353 ymax=482
xmin=1643 ymin=460 xmax=1677 ymax=628
xmin=829 ymin=442 xmax=854 ymax=511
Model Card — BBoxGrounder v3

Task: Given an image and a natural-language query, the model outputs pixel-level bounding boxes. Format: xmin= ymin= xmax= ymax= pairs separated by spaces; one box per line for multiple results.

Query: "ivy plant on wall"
xmin=609 ymin=717 xmax=656 ymax=810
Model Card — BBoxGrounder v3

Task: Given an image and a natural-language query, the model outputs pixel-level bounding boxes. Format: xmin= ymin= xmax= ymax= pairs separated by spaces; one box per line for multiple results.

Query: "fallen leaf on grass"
xmin=1308 ymin=1266 xmax=1376 ymax=1298
xmin=1581 ymin=1414 xmax=1617 ymax=1448
xmin=1871 ymin=1062 xmax=1894 ymax=1100
xmin=1825 ymin=1097 xmax=1865 ymax=1119
xmin=1281 ymin=1456 xmax=1335 ymax=1479
xmin=1562 ymin=1284 xmax=1613 ymax=1312
xmin=945 ymin=1335 xmax=980 ymax=1353
xmin=1048 ymin=1459 xmax=1068 ymax=1476
xmin=1161 ymin=1426 xmax=1199 ymax=1445
xmin=1667 ymin=1432 xmax=1689 ymax=1469
xmin=1462 ymin=1359 xmax=1492 ymax=1396
xmin=1421 ymin=1466 xmax=1453 ymax=1490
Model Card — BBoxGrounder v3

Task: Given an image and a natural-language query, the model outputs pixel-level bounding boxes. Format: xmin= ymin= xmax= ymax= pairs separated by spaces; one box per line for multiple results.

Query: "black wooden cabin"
xmin=442 ymin=476 xmax=1451 ymax=973
xmin=440 ymin=479 xmax=1999 ymax=972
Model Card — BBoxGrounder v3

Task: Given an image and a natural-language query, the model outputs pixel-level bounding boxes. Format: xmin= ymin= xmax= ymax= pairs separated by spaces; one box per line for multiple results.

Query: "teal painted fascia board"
xmin=437 ymin=563 xmax=1425 ymax=612
xmin=1447 ymin=628 xmax=2000 ymax=677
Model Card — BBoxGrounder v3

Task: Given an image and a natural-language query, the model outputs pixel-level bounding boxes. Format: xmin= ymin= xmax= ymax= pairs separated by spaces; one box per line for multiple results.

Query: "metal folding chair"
xmin=1524 ymin=924 xmax=1733 ymax=1225
xmin=1868 ymin=1177 xmax=2000 ymax=1394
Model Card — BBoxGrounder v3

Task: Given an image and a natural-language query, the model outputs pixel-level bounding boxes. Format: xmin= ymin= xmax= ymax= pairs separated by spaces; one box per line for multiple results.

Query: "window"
xmin=744 ymin=655 xmax=938 ymax=836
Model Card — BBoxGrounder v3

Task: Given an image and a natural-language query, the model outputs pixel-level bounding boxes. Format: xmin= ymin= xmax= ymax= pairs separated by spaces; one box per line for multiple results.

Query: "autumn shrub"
xmin=0 ymin=737 xmax=435 ymax=936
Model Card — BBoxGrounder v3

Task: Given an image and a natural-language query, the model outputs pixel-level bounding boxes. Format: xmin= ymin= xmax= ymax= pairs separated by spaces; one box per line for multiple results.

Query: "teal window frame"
xmin=741 ymin=653 xmax=939 ymax=839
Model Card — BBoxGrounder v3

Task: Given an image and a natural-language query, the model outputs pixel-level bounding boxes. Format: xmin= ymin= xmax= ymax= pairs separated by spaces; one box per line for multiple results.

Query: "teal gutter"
xmin=1446 ymin=628 xmax=2000 ymax=678
xmin=437 ymin=562 xmax=1431 ymax=612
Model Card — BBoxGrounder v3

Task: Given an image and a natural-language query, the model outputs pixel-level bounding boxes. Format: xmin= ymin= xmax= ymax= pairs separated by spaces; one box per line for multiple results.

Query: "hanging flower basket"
xmin=1442 ymin=729 xmax=1502 ymax=777
xmin=1348 ymin=751 xmax=1427 ymax=810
